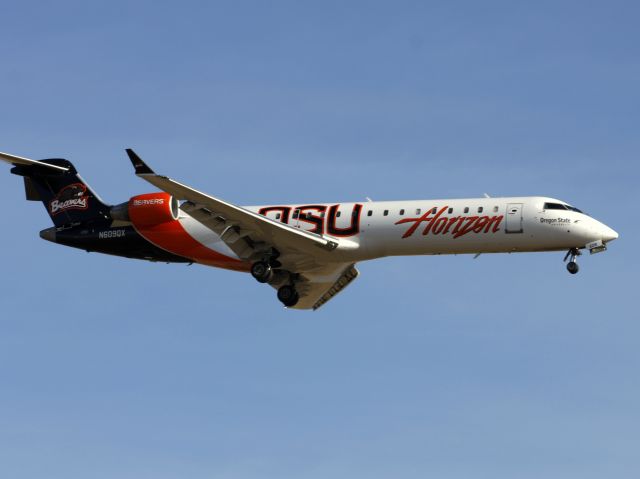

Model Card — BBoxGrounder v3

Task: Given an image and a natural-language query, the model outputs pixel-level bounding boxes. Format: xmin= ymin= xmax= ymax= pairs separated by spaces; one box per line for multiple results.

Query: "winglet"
xmin=126 ymin=149 xmax=155 ymax=175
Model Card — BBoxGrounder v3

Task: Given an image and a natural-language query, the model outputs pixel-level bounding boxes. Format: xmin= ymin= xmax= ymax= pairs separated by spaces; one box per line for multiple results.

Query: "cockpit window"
xmin=544 ymin=202 xmax=567 ymax=210
xmin=544 ymin=202 xmax=583 ymax=214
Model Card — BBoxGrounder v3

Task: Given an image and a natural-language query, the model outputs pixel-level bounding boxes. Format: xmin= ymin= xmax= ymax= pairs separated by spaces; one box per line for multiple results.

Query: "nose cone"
xmin=601 ymin=225 xmax=619 ymax=243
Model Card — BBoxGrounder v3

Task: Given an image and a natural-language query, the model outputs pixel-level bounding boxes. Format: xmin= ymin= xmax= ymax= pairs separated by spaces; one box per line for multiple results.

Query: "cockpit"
xmin=543 ymin=202 xmax=584 ymax=214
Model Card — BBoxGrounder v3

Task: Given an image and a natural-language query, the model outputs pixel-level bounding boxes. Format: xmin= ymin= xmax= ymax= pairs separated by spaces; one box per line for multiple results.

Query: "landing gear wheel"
xmin=563 ymin=247 xmax=582 ymax=275
xmin=277 ymin=285 xmax=299 ymax=307
xmin=251 ymin=261 xmax=273 ymax=283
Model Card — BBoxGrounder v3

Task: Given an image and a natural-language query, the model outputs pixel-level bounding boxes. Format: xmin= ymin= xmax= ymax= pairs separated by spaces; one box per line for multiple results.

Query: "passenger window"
xmin=367 ymin=210 xmax=373 ymax=217
xmin=431 ymin=207 xmax=437 ymax=214
xmin=383 ymin=210 xmax=389 ymax=216
xmin=478 ymin=206 xmax=483 ymax=213
xmin=464 ymin=207 xmax=469 ymax=213
xmin=493 ymin=206 xmax=499 ymax=213
xmin=276 ymin=213 xmax=281 ymax=220
xmin=399 ymin=209 xmax=405 ymax=215
xmin=448 ymin=207 xmax=453 ymax=214
xmin=415 ymin=208 xmax=421 ymax=215
xmin=337 ymin=211 xmax=341 ymax=218
xmin=292 ymin=210 xmax=300 ymax=219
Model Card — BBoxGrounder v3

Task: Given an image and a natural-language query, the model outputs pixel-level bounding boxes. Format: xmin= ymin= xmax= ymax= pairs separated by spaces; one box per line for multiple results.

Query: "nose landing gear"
xmin=563 ymin=248 xmax=581 ymax=274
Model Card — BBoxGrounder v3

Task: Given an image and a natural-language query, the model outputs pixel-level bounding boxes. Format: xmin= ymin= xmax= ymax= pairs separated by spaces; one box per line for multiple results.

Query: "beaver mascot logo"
xmin=49 ymin=183 xmax=90 ymax=215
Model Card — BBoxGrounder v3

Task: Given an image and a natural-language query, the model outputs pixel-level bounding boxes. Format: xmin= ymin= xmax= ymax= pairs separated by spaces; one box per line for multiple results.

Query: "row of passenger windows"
xmin=274 ymin=203 xmax=581 ymax=220
xmin=373 ymin=205 xmax=500 ymax=217
xmin=280 ymin=210 xmax=356 ymax=219
xmin=274 ymin=206 xmax=501 ymax=220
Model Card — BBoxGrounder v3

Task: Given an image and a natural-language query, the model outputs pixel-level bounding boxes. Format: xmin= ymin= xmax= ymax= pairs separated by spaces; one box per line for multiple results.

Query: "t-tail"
xmin=2 ymin=153 xmax=111 ymax=228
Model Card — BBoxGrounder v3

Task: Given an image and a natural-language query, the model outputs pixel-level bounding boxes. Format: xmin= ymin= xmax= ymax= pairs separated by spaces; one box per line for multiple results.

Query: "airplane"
xmin=0 ymin=150 xmax=619 ymax=310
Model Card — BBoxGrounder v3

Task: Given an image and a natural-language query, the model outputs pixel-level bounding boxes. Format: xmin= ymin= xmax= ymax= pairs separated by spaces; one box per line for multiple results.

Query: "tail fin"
xmin=10 ymin=158 xmax=111 ymax=227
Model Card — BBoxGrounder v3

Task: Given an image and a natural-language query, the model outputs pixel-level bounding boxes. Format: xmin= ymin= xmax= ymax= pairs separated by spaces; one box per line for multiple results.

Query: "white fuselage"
xmin=177 ymin=196 xmax=618 ymax=268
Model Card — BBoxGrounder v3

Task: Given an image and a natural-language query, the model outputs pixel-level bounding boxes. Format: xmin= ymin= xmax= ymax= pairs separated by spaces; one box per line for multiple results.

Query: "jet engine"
xmin=110 ymin=193 xmax=180 ymax=225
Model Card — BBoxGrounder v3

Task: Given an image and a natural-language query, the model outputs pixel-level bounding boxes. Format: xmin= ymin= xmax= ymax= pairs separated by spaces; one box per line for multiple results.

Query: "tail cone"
xmin=39 ymin=227 xmax=57 ymax=243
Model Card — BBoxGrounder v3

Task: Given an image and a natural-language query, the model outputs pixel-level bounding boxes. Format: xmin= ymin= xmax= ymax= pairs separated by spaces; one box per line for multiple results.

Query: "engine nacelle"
xmin=125 ymin=193 xmax=179 ymax=226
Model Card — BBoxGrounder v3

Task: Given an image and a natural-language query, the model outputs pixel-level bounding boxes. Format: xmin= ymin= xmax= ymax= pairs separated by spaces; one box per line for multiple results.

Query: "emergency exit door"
xmin=506 ymin=203 xmax=523 ymax=234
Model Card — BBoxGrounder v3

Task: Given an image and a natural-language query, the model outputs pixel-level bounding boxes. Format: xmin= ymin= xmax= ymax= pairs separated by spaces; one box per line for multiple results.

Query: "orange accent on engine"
xmin=128 ymin=193 xmax=178 ymax=226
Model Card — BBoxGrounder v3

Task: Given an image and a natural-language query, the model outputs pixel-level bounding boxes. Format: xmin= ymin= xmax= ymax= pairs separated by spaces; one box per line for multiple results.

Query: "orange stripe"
xmin=133 ymin=220 xmax=250 ymax=272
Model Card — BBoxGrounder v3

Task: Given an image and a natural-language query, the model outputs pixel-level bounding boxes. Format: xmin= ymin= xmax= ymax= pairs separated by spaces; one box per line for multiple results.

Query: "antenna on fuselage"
xmin=483 ymin=193 xmax=491 ymax=198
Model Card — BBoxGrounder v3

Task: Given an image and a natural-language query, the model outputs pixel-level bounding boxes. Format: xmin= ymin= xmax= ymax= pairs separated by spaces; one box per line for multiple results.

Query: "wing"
xmin=293 ymin=262 xmax=359 ymax=310
xmin=126 ymin=149 xmax=360 ymax=310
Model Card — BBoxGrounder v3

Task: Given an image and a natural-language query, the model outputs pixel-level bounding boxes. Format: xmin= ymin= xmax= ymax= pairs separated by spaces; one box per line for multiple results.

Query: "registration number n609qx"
xmin=98 ymin=229 xmax=126 ymax=239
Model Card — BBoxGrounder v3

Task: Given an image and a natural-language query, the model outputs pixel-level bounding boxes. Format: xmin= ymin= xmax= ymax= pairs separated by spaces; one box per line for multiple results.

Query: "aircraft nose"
xmin=601 ymin=224 xmax=619 ymax=243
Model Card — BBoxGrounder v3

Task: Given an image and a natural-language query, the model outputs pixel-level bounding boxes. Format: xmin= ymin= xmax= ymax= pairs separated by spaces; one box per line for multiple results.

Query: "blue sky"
xmin=0 ymin=1 xmax=638 ymax=478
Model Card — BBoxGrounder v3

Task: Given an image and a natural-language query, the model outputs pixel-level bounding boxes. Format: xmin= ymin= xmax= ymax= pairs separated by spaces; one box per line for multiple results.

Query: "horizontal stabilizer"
xmin=0 ymin=151 xmax=69 ymax=172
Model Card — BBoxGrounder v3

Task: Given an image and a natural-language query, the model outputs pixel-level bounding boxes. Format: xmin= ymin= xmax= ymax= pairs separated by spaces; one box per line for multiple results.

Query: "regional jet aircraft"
xmin=0 ymin=150 xmax=618 ymax=310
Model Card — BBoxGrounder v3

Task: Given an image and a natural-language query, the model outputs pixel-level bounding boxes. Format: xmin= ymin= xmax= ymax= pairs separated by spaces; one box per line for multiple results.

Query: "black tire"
xmin=251 ymin=261 xmax=273 ymax=283
xmin=567 ymin=261 xmax=579 ymax=274
xmin=277 ymin=285 xmax=299 ymax=307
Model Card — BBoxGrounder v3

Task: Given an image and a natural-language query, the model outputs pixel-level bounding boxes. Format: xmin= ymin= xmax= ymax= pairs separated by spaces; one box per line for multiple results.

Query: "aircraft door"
xmin=506 ymin=203 xmax=523 ymax=234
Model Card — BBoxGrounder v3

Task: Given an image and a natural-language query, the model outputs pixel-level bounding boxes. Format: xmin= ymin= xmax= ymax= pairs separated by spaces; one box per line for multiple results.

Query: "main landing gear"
xmin=251 ymin=260 xmax=300 ymax=307
xmin=563 ymin=248 xmax=582 ymax=274
xmin=251 ymin=261 xmax=274 ymax=283
xmin=277 ymin=284 xmax=299 ymax=308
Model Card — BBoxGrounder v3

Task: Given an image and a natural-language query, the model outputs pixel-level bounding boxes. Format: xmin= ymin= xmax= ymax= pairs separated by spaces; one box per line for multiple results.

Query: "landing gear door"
xmin=506 ymin=203 xmax=523 ymax=234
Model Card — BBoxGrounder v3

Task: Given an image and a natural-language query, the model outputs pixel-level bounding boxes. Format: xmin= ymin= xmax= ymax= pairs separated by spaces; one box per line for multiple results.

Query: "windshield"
xmin=543 ymin=202 xmax=583 ymax=214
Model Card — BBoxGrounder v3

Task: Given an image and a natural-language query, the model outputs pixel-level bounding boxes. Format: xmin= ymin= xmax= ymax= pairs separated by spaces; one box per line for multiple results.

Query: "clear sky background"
xmin=0 ymin=1 xmax=638 ymax=478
